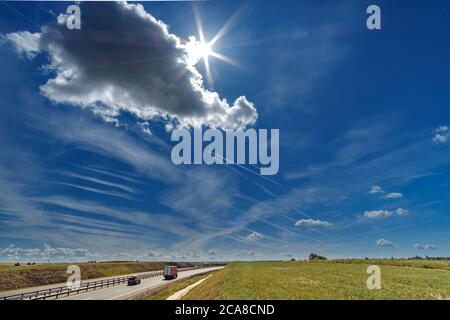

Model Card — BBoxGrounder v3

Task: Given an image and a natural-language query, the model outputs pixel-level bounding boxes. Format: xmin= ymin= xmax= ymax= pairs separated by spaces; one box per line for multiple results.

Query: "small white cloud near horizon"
xmin=294 ymin=218 xmax=332 ymax=227
xmin=363 ymin=208 xmax=409 ymax=219
xmin=147 ymin=250 xmax=162 ymax=258
xmin=0 ymin=244 xmax=104 ymax=261
xmin=376 ymin=239 xmax=396 ymax=247
xmin=414 ymin=243 xmax=437 ymax=250
xmin=432 ymin=125 xmax=450 ymax=144
xmin=364 ymin=210 xmax=391 ymax=219
xmin=383 ymin=192 xmax=403 ymax=199
xmin=369 ymin=186 xmax=403 ymax=199
xmin=369 ymin=185 xmax=384 ymax=194
xmin=246 ymin=231 xmax=263 ymax=241
xmin=395 ymin=208 xmax=409 ymax=216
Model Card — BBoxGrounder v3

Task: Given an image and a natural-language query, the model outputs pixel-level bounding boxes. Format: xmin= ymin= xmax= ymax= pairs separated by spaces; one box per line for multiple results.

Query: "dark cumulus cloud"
xmin=3 ymin=2 xmax=258 ymax=130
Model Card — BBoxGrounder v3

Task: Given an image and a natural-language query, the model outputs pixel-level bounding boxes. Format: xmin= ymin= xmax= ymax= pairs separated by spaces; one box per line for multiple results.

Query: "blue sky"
xmin=1 ymin=0 xmax=450 ymax=262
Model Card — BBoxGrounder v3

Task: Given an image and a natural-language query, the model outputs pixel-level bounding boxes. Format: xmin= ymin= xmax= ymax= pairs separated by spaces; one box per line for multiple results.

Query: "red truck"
xmin=163 ymin=265 xmax=178 ymax=280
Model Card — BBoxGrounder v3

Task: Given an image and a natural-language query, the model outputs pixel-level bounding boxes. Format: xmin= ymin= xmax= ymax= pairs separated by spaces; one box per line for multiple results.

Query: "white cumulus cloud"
xmin=1 ymin=31 xmax=41 ymax=58
xmin=246 ymin=231 xmax=263 ymax=241
xmin=432 ymin=126 xmax=450 ymax=144
xmin=394 ymin=208 xmax=409 ymax=216
xmin=363 ymin=207 xmax=409 ymax=219
xmin=376 ymin=239 xmax=396 ymax=247
xmin=3 ymin=2 xmax=257 ymax=130
xmin=369 ymin=185 xmax=383 ymax=194
xmin=364 ymin=210 xmax=392 ymax=219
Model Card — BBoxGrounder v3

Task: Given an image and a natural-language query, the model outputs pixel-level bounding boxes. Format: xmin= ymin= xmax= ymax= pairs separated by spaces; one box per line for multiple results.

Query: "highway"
xmin=0 ymin=266 xmax=223 ymax=300
xmin=60 ymin=266 xmax=223 ymax=300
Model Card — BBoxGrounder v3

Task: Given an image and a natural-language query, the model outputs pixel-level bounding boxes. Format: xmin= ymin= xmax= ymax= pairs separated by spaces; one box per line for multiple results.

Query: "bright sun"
xmin=199 ymin=42 xmax=212 ymax=59
xmin=191 ymin=6 xmax=240 ymax=86
xmin=186 ymin=39 xmax=213 ymax=63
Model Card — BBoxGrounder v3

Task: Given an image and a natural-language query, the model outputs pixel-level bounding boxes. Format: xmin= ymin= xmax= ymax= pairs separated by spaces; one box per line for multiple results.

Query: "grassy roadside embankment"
xmin=140 ymin=273 xmax=211 ymax=300
xmin=183 ymin=268 xmax=226 ymax=300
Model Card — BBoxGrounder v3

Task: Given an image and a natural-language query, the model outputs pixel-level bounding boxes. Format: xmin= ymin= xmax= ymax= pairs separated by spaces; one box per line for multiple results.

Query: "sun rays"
xmin=190 ymin=5 xmax=243 ymax=86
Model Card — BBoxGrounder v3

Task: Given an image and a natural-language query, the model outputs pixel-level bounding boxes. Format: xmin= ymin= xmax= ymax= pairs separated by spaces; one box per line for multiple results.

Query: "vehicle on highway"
xmin=127 ymin=275 xmax=141 ymax=286
xmin=163 ymin=265 xmax=178 ymax=280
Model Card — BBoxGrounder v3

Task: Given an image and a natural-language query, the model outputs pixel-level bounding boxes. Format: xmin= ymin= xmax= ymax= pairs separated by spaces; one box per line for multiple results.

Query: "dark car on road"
xmin=127 ymin=275 xmax=141 ymax=286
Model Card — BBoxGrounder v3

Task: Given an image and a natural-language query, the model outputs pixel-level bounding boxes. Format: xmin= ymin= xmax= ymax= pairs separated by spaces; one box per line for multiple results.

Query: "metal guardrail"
xmin=0 ymin=269 xmax=168 ymax=300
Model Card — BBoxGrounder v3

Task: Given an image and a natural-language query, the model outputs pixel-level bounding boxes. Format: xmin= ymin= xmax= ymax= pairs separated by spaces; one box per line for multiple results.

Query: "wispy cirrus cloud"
xmin=55 ymin=182 xmax=133 ymax=200
xmin=56 ymin=171 xmax=137 ymax=194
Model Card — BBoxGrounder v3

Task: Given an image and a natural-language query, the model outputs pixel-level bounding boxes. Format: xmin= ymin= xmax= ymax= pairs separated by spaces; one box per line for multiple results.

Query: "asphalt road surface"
xmin=59 ymin=266 xmax=223 ymax=300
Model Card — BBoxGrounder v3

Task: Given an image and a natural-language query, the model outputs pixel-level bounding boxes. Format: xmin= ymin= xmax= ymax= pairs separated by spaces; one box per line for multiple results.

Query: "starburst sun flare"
xmin=188 ymin=6 xmax=240 ymax=86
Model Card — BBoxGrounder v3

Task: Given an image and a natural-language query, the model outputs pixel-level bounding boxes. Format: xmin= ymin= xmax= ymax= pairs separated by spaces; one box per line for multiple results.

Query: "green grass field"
xmin=184 ymin=260 xmax=450 ymax=300
xmin=0 ymin=261 xmax=199 ymax=291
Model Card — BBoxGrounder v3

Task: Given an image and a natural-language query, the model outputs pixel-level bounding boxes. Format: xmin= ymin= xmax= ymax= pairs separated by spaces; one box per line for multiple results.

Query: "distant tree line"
xmin=291 ymin=254 xmax=450 ymax=262
xmin=308 ymin=253 xmax=327 ymax=261
xmin=407 ymin=256 xmax=450 ymax=260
